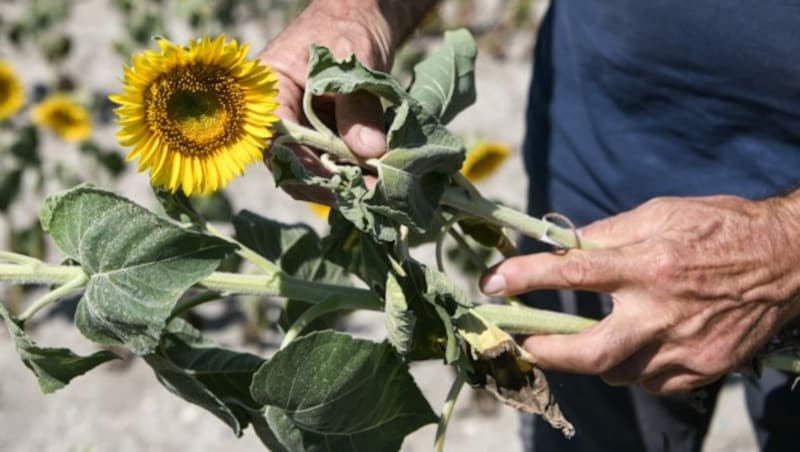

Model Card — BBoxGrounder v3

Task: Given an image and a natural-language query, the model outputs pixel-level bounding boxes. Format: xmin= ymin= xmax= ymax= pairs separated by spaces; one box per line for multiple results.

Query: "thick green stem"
xmin=18 ymin=272 xmax=88 ymax=322
xmin=434 ymin=373 xmax=466 ymax=452
xmin=762 ymin=352 xmax=800 ymax=373
xmin=441 ymin=186 xmax=595 ymax=249
xmin=275 ymin=119 xmax=363 ymax=165
xmin=473 ymin=303 xmax=598 ymax=335
xmin=0 ymin=263 xmax=83 ymax=285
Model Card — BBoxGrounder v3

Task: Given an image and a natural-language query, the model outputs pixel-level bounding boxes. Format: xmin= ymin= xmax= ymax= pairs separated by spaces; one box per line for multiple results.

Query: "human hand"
xmin=480 ymin=194 xmax=800 ymax=394
xmin=258 ymin=1 xmax=394 ymax=201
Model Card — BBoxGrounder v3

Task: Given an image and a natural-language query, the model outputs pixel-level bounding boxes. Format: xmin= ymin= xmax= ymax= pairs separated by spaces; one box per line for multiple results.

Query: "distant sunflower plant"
xmin=4 ymin=30 xmax=800 ymax=452
xmin=0 ymin=60 xmax=25 ymax=121
xmin=31 ymin=95 xmax=92 ymax=142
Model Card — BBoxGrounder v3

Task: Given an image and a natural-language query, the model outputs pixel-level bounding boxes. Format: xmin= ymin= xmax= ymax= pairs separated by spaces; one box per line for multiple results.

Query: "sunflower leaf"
xmin=269 ymin=144 xmax=397 ymax=242
xmin=306 ymin=45 xmax=407 ymax=104
xmin=144 ymin=319 xmax=265 ymax=437
xmin=250 ymin=331 xmax=437 ymax=452
xmin=39 ymin=185 xmax=236 ymax=354
xmin=369 ymin=100 xmax=464 ymax=231
xmin=0 ymin=303 xmax=118 ymax=394
xmin=408 ymin=28 xmax=477 ymax=124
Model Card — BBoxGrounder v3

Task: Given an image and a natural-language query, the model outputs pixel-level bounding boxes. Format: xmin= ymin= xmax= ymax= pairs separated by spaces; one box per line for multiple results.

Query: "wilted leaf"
xmin=455 ymin=310 xmax=574 ymax=437
xmin=0 ymin=303 xmax=117 ymax=394
xmin=250 ymin=331 xmax=437 ymax=451
xmin=408 ymin=28 xmax=477 ymax=124
xmin=39 ymin=185 xmax=236 ymax=354
xmin=384 ymin=272 xmax=416 ymax=356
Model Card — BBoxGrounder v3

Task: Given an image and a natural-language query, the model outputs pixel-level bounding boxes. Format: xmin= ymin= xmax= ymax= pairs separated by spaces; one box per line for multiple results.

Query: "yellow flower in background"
xmin=0 ymin=61 xmax=25 ymax=121
xmin=31 ymin=95 xmax=92 ymax=142
xmin=110 ymin=35 xmax=279 ymax=196
xmin=307 ymin=202 xmax=331 ymax=219
xmin=460 ymin=141 xmax=511 ymax=182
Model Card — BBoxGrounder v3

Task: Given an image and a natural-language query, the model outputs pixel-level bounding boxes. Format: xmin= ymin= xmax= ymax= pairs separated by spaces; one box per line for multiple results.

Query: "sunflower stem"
xmin=17 ymin=272 xmax=88 ymax=322
xmin=472 ymin=303 xmax=598 ymax=335
xmin=441 ymin=185 xmax=596 ymax=249
xmin=434 ymin=372 xmax=466 ymax=452
xmin=275 ymin=119 xmax=365 ymax=166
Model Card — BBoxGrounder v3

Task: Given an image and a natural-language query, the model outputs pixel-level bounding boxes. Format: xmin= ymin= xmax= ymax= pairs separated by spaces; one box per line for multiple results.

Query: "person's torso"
xmin=525 ymin=0 xmax=800 ymax=224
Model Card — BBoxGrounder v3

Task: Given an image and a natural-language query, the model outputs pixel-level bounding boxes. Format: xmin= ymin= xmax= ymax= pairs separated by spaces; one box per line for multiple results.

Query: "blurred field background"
xmin=0 ymin=1 xmax=757 ymax=451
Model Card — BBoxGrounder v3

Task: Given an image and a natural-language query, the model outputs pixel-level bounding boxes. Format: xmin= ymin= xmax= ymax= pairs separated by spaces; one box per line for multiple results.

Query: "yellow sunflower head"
xmin=31 ymin=95 xmax=92 ymax=142
xmin=0 ymin=60 xmax=25 ymax=121
xmin=110 ymin=35 xmax=279 ymax=196
xmin=460 ymin=140 xmax=511 ymax=182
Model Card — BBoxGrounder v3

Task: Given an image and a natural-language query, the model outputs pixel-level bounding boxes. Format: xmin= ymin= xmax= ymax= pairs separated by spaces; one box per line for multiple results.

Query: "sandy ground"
xmin=0 ymin=1 xmax=760 ymax=451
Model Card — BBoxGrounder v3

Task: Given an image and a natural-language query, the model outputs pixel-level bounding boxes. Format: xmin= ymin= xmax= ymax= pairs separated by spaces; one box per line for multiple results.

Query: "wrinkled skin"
xmin=257 ymin=1 xmax=393 ymax=202
xmin=481 ymin=194 xmax=800 ymax=394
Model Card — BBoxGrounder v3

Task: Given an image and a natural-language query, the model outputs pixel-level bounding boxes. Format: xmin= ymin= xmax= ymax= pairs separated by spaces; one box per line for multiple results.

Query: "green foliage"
xmin=40 ymin=185 xmax=236 ymax=354
xmin=145 ymin=319 xmax=265 ymax=436
xmin=0 ymin=304 xmax=117 ymax=394
xmin=250 ymin=331 xmax=438 ymax=450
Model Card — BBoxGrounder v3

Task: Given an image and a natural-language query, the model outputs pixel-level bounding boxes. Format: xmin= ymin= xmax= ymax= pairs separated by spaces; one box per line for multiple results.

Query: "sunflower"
xmin=31 ymin=95 xmax=92 ymax=142
xmin=110 ymin=35 xmax=279 ymax=196
xmin=307 ymin=202 xmax=331 ymax=219
xmin=0 ymin=61 xmax=25 ymax=121
xmin=460 ymin=141 xmax=511 ymax=182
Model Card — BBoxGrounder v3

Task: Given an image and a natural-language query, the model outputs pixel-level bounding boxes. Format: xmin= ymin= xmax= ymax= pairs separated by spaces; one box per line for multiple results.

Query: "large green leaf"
xmin=408 ymin=28 xmax=477 ymax=124
xmin=39 ymin=185 xmax=236 ymax=354
xmin=0 ymin=304 xmax=117 ymax=394
xmin=144 ymin=319 xmax=265 ymax=436
xmin=250 ymin=331 xmax=437 ymax=451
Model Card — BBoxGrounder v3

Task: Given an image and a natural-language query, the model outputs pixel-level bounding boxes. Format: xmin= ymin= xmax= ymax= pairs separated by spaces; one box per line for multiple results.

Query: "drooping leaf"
xmin=0 ymin=303 xmax=118 ymax=394
xmin=269 ymin=144 xmax=397 ymax=242
xmin=306 ymin=44 xmax=407 ymax=105
xmin=454 ymin=310 xmax=575 ymax=437
xmin=370 ymin=101 xmax=465 ymax=231
xmin=320 ymin=209 xmax=393 ymax=293
xmin=388 ymin=261 xmax=473 ymax=362
xmin=144 ymin=319 xmax=265 ymax=436
xmin=250 ymin=331 xmax=437 ymax=451
xmin=408 ymin=28 xmax=477 ymax=124
xmin=384 ymin=272 xmax=416 ymax=356
xmin=39 ymin=185 xmax=236 ymax=354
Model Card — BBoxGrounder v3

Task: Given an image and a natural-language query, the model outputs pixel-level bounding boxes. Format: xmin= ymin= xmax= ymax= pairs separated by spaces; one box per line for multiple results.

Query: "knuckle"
xmin=647 ymin=242 xmax=681 ymax=285
xmin=560 ymin=252 xmax=590 ymax=288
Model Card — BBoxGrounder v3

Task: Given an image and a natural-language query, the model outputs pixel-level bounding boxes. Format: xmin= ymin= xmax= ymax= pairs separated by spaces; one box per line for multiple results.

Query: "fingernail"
xmin=481 ymin=273 xmax=506 ymax=295
xmin=357 ymin=126 xmax=386 ymax=156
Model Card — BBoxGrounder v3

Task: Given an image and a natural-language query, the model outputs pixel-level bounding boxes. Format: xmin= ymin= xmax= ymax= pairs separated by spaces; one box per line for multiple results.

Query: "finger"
xmin=522 ymin=310 xmax=655 ymax=375
xmin=601 ymin=342 xmax=663 ymax=386
xmin=335 ymin=91 xmax=386 ymax=158
xmin=480 ymin=248 xmax=634 ymax=296
xmin=579 ymin=208 xmax=657 ymax=248
xmin=639 ymin=368 xmax=713 ymax=395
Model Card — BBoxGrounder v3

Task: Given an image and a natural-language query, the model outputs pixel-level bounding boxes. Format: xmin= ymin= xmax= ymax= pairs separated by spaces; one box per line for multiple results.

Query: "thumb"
xmin=335 ymin=91 xmax=386 ymax=159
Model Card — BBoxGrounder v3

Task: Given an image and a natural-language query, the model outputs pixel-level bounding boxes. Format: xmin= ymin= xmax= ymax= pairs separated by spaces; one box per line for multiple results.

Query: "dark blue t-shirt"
xmin=524 ymin=1 xmax=800 ymax=225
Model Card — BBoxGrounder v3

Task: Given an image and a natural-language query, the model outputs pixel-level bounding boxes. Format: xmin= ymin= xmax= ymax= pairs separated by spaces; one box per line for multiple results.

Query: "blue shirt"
xmin=524 ymin=1 xmax=800 ymax=225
